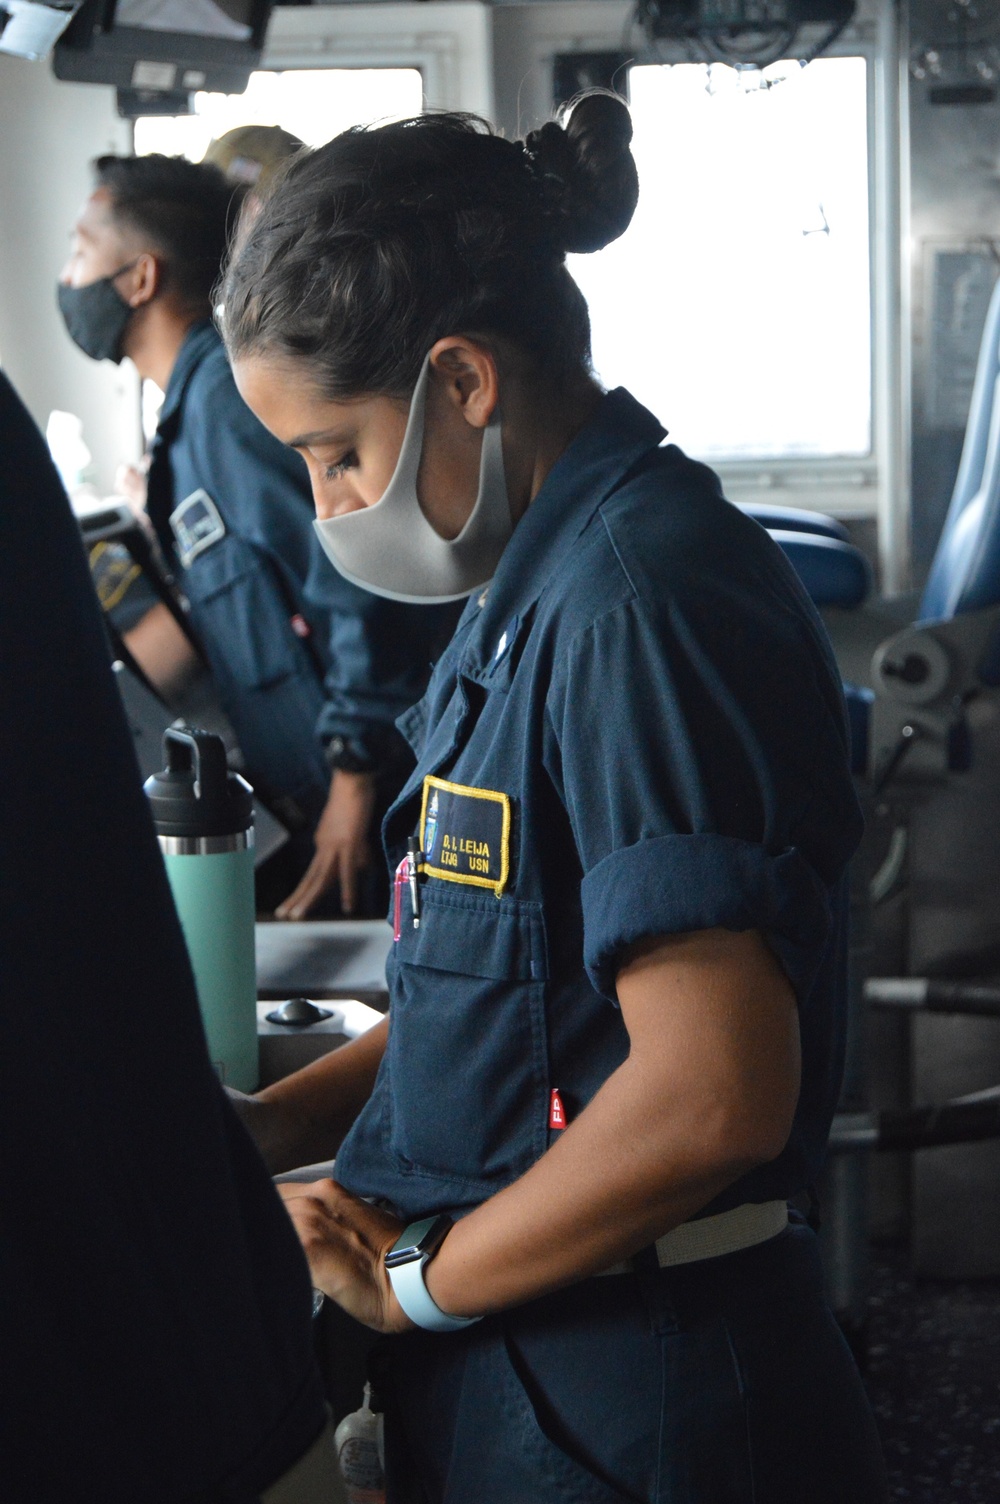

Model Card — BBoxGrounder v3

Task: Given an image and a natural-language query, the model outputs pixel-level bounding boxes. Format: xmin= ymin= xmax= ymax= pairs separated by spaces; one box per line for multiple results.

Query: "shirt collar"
xmin=460 ymin=387 xmax=666 ymax=680
xmin=158 ymin=320 xmax=220 ymax=428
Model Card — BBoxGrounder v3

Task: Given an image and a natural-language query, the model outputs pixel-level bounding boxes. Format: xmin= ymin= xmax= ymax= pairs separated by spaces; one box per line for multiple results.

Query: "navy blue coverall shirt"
xmin=336 ymin=389 xmax=884 ymax=1504
xmin=146 ymin=321 xmax=458 ymax=826
xmin=337 ymin=386 xmax=864 ymax=1219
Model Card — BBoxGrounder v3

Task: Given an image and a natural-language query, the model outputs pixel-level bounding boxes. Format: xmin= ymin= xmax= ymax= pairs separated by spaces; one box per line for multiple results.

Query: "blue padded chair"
xmin=773 ymin=274 xmax=1000 ymax=635
xmin=768 ymin=528 xmax=873 ymax=610
xmin=739 ymin=501 xmax=851 ymax=542
xmin=920 ymin=275 xmax=1000 ymax=624
xmin=730 ymin=282 xmax=1000 ymax=1299
xmin=736 ymin=503 xmax=873 ymax=611
xmin=746 ymin=277 xmax=1000 ymax=764
xmin=846 ymin=275 xmax=1000 ymax=775
xmin=860 ymin=278 xmax=1000 ymax=1282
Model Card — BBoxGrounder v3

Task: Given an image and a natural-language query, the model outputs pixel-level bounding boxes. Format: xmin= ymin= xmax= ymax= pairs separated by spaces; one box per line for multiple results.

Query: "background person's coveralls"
xmin=144 ymin=321 xmax=459 ymax=854
xmin=334 ymin=389 xmax=886 ymax=1502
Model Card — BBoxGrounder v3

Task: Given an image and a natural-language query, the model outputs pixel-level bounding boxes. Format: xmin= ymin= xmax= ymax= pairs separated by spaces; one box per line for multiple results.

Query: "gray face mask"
xmin=313 ymin=356 xmax=513 ymax=605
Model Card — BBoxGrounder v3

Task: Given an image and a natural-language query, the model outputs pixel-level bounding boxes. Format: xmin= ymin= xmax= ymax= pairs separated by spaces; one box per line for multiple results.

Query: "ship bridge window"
xmin=133 ymin=64 xmax=423 ymax=438
xmin=570 ymin=56 xmax=871 ymax=470
xmin=133 ymin=65 xmax=423 ymax=158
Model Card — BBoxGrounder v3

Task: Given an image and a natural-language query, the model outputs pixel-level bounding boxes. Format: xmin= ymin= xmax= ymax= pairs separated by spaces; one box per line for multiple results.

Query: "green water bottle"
xmin=145 ymin=727 xmax=258 ymax=1091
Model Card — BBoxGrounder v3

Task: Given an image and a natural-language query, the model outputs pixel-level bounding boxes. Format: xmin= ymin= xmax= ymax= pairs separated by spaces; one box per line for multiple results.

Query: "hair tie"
xmin=520 ymin=126 xmax=574 ymax=251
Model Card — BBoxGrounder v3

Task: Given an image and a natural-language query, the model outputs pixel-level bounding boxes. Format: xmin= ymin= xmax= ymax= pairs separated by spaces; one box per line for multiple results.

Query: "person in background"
xmin=96 ymin=123 xmax=302 ymax=711
xmin=203 ymin=121 xmax=305 ymax=199
xmin=222 ymin=100 xmax=887 ymax=1501
xmin=109 ymin=128 xmax=305 ymax=531
xmin=61 ymin=152 xmax=459 ymax=917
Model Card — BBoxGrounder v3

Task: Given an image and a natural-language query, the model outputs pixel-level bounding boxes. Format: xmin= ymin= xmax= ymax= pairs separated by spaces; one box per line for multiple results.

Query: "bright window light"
xmin=133 ymin=66 xmax=423 ymax=158
xmin=569 ymin=57 xmax=871 ymax=462
xmin=134 ymin=67 xmax=423 ymax=438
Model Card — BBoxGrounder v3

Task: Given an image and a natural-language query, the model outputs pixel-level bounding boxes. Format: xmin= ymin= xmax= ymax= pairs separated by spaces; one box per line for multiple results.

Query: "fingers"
xmin=274 ymin=839 xmax=370 ymax=920
xmin=274 ymin=769 xmax=377 ymax=919
xmin=335 ymin=825 xmax=371 ymax=916
xmin=339 ymin=845 xmax=357 ymax=915
xmin=275 ymin=851 xmax=337 ymax=921
xmin=276 ymin=1180 xmax=355 ymax=1269
xmin=276 ymin=1176 xmax=340 ymax=1207
xmin=281 ymin=1194 xmax=358 ymax=1292
xmin=276 ymin=1179 xmax=400 ymax=1257
xmin=273 ymin=1180 xmax=411 ymax=1331
xmin=276 ymin=1177 xmax=392 ymax=1227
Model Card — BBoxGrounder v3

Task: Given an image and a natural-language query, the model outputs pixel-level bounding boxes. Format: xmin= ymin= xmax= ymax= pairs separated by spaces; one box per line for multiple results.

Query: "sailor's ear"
xmin=427 ymin=338 xmax=499 ymax=430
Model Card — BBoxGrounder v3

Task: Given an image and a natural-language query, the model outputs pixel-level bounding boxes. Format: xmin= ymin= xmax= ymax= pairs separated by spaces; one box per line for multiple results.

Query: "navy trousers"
xmin=371 ymin=1220 xmax=887 ymax=1503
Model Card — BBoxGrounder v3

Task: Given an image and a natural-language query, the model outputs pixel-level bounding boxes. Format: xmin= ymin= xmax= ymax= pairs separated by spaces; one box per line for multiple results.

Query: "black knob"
xmin=883 ymin=653 xmax=929 ymax=686
xmin=265 ymin=997 xmax=334 ymax=1028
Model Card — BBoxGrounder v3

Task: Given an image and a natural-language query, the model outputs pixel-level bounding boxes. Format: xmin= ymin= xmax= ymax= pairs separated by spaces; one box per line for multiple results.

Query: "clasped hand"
xmin=277 ymin=1178 xmax=416 ymax=1333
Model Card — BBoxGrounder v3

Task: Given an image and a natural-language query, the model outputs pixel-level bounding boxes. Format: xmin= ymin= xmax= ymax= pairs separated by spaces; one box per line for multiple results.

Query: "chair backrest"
xmin=921 ymin=275 xmax=1000 ymax=621
xmin=738 ymin=502 xmax=850 ymax=542
xmin=768 ymin=529 xmax=874 ymax=609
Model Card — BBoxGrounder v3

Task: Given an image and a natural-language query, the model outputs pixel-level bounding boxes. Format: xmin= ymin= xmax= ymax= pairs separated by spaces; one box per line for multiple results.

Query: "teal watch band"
xmin=385 ymin=1215 xmax=482 ymax=1334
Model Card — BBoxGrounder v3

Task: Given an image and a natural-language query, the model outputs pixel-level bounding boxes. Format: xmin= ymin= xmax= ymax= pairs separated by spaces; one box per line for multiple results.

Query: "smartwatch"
xmin=325 ymin=734 xmax=377 ymax=775
xmin=385 ymin=1215 xmax=482 ymax=1333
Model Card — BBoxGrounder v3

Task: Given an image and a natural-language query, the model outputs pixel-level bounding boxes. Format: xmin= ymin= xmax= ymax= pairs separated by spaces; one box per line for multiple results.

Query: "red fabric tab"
xmin=549 ymin=1088 xmax=566 ymax=1131
xmin=289 ymin=613 xmax=312 ymax=639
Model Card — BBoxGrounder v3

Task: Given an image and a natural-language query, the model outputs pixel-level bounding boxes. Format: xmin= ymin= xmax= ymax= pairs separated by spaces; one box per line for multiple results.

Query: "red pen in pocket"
xmin=393 ymin=855 xmax=409 ymax=942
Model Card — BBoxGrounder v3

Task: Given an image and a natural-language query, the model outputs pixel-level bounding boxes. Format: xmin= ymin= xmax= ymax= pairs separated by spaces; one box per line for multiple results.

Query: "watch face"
xmin=385 ymin=1214 xmax=452 ymax=1268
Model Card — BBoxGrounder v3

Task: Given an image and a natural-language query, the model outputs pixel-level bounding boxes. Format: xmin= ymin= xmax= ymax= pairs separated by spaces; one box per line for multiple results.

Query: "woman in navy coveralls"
xmin=223 ymin=96 xmax=887 ymax=1502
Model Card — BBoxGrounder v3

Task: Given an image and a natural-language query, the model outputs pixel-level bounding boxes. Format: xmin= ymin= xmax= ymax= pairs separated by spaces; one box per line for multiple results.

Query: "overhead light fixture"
xmin=634 ymin=0 xmax=855 ymax=72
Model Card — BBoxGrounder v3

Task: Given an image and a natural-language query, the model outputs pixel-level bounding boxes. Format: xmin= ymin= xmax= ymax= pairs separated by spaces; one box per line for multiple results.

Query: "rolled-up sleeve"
xmin=545 ymin=567 xmax=860 ymax=1004
xmin=582 ymin=834 xmax=833 ymax=1003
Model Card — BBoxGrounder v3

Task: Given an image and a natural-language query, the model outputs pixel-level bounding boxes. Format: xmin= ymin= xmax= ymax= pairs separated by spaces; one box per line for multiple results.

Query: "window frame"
xmin=573 ymin=52 xmax=878 ymax=500
xmin=212 ymin=0 xmax=907 ymax=580
xmin=260 ymin=2 xmax=494 ymax=118
xmin=490 ymin=0 xmax=905 ymax=582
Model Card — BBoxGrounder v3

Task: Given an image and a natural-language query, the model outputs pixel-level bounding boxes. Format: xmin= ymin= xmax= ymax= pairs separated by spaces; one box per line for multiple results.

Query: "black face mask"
xmin=57 ymin=261 xmax=138 ymax=363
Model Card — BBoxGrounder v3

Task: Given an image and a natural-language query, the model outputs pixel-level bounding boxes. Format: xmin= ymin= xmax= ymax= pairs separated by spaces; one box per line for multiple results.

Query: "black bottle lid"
xmin=144 ymin=726 xmax=253 ymax=838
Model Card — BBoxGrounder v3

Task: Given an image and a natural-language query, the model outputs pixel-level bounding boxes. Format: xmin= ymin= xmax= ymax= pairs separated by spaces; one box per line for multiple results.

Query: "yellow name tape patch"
xmin=419 ymin=775 xmax=511 ymax=897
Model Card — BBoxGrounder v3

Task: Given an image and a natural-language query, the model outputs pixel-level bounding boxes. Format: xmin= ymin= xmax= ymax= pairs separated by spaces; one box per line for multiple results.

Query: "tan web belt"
xmin=598 ymin=1199 xmax=789 ymax=1276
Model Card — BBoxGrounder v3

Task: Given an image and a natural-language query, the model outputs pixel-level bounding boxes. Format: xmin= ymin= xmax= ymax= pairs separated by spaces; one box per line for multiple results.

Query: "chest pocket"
xmin=180 ymin=533 xmax=307 ymax=693
xmin=386 ymin=889 xmax=550 ymax=1187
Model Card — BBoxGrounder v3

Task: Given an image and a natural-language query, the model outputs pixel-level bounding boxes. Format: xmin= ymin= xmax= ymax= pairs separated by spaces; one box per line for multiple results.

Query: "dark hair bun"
xmin=524 ymin=90 xmax=638 ymax=255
